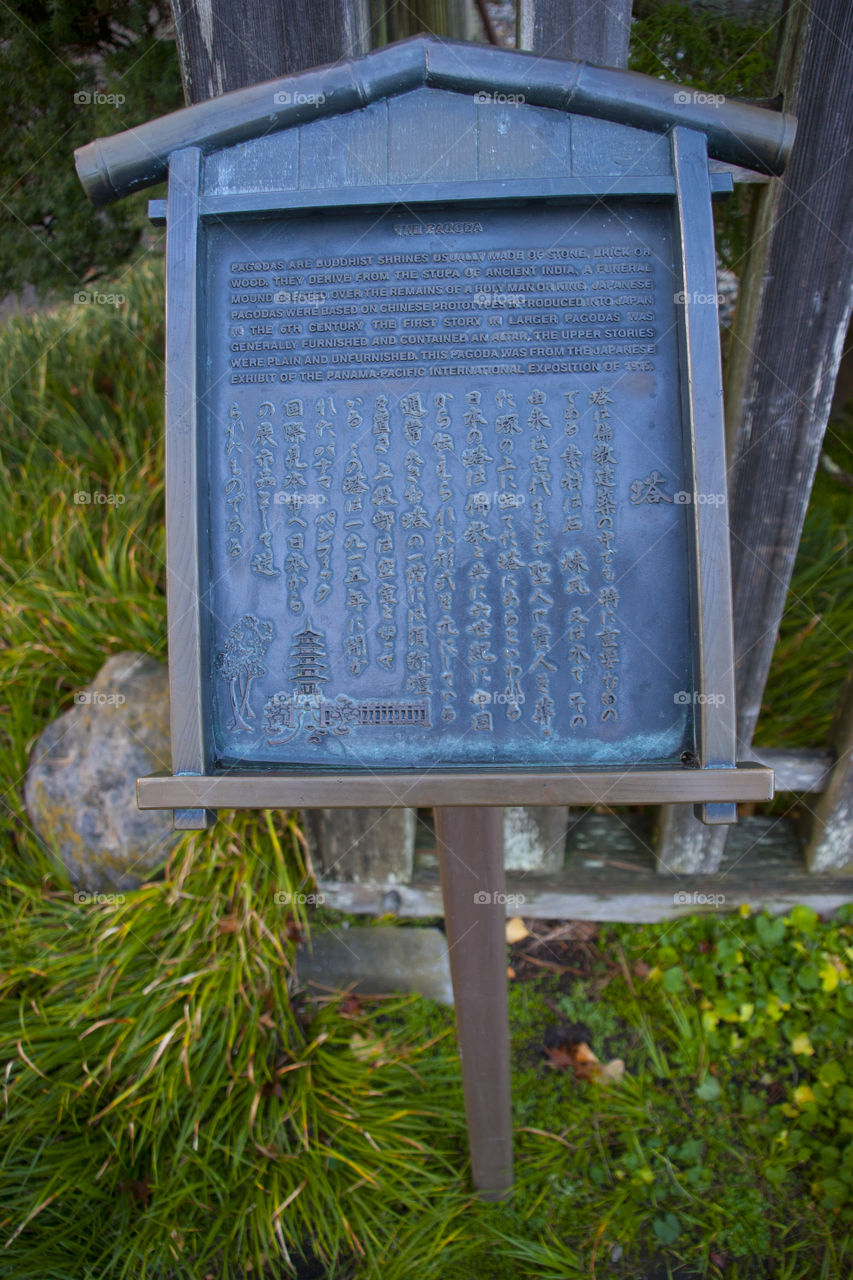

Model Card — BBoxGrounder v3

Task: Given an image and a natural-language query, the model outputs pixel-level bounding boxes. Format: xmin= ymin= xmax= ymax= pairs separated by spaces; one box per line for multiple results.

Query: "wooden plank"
xmin=137 ymin=764 xmax=774 ymax=811
xmin=751 ymin=747 xmax=833 ymax=794
xmin=164 ymin=147 xmax=213 ymax=833
xmin=317 ymin=814 xmax=853 ymax=921
xmin=171 ymin=0 xmax=369 ymax=102
xmin=805 ymin=669 xmax=853 ymax=872
xmin=656 ymin=0 xmax=853 ymax=872
xmin=517 ymin=0 xmax=631 ymax=65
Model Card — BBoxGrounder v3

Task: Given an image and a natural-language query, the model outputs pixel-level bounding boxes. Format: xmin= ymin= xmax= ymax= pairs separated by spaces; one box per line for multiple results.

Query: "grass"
xmin=0 ymin=165 xmax=851 ymax=1278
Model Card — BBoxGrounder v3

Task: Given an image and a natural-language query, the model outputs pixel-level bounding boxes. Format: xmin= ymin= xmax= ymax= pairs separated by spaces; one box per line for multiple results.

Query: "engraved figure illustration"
xmin=216 ymin=614 xmax=274 ymax=731
xmin=263 ymin=619 xmax=431 ymax=745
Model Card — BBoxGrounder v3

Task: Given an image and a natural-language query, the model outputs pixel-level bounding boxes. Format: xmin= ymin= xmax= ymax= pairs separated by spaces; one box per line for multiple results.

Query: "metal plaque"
xmin=206 ymin=201 xmax=693 ymax=772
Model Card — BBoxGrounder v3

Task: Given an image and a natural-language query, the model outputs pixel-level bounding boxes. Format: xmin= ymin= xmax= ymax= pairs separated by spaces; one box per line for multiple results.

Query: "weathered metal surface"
xmin=74 ymin=34 xmax=795 ymax=204
xmin=205 ymin=201 xmax=695 ymax=773
xmin=137 ymin=764 xmax=774 ymax=809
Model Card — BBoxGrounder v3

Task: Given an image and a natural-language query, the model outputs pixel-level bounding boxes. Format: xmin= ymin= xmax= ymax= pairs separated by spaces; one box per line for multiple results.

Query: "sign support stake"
xmin=435 ymin=805 xmax=513 ymax=1198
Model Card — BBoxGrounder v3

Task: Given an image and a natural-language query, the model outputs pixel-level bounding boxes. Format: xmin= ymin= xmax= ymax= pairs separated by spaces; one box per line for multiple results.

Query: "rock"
xmin=296 ymin=925 xmax=453 ymax=1004
xmin=25 ymin=653 xmax=178 ymax=891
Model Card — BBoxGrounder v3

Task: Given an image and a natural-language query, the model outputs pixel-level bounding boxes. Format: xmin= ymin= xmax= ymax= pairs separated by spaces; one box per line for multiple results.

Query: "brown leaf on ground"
xmin=546 ymin=1040 xmax=626 ymax=1085
xmin=505 ymin=915 xmax=530 ymax=944
xmin=633 ymin=960 xmax=652 ymax=979
xmin=544 ymin=1044 xmax=575 ymax=1071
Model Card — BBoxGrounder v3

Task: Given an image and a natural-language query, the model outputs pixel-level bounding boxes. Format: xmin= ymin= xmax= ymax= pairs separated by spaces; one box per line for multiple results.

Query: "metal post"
xmin=434 ymin=806 xmax=513 ymax=1198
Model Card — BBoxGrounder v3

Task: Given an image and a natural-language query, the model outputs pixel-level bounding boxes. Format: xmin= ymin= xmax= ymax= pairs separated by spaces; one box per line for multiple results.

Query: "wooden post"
xmin=656 ymin=0 xmax=853 ymax=874
xmin=518 ymin=0 xmax=630 ymax=63
xmin=171 ymin=0 xmax=370 ymax=101
xmin=805 ymin=669 xmax=853 ymax=872
xmin=434 ymin=807 xmax=513 ymax=1197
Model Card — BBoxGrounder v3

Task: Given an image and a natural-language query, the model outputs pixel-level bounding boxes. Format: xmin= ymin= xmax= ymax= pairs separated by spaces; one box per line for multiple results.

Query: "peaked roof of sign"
xmin=75 ymin=32 xmax=795 ymax=206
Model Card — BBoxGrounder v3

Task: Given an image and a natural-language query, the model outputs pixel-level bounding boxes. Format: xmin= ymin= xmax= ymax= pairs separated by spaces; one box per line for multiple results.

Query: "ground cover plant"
xmin=0 ymin=262 xmax=852 ymax=1277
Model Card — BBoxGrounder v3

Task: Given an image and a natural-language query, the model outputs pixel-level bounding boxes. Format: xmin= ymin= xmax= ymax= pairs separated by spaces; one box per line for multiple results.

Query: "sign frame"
xmin=73 ymin=36 xmax=791 ymax=829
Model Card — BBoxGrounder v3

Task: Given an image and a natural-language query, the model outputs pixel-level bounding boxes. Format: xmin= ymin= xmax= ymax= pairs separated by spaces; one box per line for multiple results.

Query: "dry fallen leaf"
xmin=597 ymin=1057 xmax=625 ymax=1085
xmin=545 ymin=1044 xmax=575 ymax=1071
xmin=546 ymin=1040 xmax=626 ymax=1085
xmin=505 ymin=916 xmax=530 ymax=944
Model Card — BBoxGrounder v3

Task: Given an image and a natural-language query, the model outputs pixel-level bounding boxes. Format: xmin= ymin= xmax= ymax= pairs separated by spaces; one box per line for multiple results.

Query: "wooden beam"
xmin=170 ymin=0 xmax=369 ymax=102
xmin=656 ymin=0 xmax=853 ymax=873
xmin=317 ymin=814 xmax=853 ymax=921
xmin=805 ymin=669 xmax=853 ymax=872
xmin=517 ymin=0 xmax=631 ymax=64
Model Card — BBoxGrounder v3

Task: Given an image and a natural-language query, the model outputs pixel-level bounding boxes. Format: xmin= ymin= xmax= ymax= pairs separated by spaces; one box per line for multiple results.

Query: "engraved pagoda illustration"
xmin=262 ymin=619 xmax=431 ymax=744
